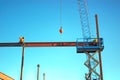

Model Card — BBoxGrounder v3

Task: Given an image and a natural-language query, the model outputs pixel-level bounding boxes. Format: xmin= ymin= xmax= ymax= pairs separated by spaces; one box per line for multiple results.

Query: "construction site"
xmin=1 ymin=0 xmax=119 ymax=80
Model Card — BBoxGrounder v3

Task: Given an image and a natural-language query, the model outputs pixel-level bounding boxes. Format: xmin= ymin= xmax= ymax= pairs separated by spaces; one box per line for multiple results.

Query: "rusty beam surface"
xmin=0 ymin=42 xmax=95 ymax=47
xmin=0 ymin=42 xmax=76 ymax=47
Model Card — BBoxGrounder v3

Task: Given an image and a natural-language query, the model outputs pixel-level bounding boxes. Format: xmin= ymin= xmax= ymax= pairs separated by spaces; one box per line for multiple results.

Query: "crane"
xmin=0 ymin=0 xmax=104 ymax=80
xmin=77 ymin=0 xmax=104 ymax=80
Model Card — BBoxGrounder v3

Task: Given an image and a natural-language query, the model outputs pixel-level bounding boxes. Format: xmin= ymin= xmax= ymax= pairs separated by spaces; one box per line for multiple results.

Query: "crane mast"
xmin=77 ymin=0 xmax=104 ymax=80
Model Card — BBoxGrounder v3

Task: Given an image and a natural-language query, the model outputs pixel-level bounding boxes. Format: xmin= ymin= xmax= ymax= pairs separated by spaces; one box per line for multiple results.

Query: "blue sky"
xmin=0 ymin=0 xmax=120 ymax=80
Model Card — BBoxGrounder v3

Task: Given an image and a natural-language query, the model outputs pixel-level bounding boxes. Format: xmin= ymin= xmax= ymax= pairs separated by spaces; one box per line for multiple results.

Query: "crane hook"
xmin=59 ymin=26 xmax=63 ymax=34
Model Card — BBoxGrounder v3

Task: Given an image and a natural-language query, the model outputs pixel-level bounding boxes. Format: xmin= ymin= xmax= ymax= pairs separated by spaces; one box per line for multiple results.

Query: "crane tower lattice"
xmin=77 ymin=0 xmax=104 ymax=80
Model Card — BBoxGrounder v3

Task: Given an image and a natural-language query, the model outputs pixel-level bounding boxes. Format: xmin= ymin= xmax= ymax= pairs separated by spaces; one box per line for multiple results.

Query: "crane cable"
xmin=60 ymin=0 xmax=62 ymax=27
xmin=59 ymin=0 xmax=63 ymax=34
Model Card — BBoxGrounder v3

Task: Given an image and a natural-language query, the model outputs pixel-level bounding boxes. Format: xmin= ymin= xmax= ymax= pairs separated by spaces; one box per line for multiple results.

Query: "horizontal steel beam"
xmin=0 ymin=42 xmax=97 ymax=47
xmin=24 ymin=42 xmax=76 ymax=47
xmin=0 ymin=42 xmax=76 ymax=47
xmin=0 ymin=42 xmax=93 ymax=47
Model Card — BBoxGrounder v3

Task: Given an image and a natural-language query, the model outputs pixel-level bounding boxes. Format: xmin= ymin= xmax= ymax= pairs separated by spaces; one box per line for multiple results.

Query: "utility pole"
xmin=95 ymin=14 xmax=103 ymax=80
xmin=37 ymin=64 xmax=40 ymax=80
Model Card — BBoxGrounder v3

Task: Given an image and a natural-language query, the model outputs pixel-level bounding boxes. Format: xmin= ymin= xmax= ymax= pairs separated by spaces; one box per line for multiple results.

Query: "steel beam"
xmin=0 ymin=42 xmax=94 ymax=47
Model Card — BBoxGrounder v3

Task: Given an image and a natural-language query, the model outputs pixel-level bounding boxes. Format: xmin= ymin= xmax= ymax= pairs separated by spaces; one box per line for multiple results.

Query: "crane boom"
xmin=78 ymin=0 xmax=91 ymax=39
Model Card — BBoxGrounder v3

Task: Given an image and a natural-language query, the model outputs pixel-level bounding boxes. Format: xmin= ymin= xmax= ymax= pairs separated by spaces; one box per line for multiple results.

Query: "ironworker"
xmin=19 ymin=37 xmax=24 ymax=43
xmin=93 ymin=38 xmax=98 ymax=42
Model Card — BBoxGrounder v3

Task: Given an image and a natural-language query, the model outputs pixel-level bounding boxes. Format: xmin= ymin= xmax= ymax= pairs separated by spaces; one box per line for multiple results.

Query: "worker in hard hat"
xmin=93 ymin=38 xmax=98 ymax=46
xmin=93 ymin=38 xmax=98 ymax=42
xmin=19 ymin=37 xmax=24 ymax=43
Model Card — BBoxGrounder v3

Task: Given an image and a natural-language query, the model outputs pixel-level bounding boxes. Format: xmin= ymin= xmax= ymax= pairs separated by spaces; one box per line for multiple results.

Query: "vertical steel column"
xmin=20 ymin=44 xmax=25 ymax=80
xmin=37 ymin=64 xmax=40 ymax=80
xmin=95 ymin=14 xmax=103 ymax=80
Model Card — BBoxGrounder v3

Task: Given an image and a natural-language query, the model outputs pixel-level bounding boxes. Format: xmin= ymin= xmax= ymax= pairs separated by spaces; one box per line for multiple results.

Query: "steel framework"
xmin=0 ymin=1 xmax=104 ymax=80
xmin=0 ymin=14 xmax=104 ymax=80
xmin=0 ymin=37 xmax=104 ymax=80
